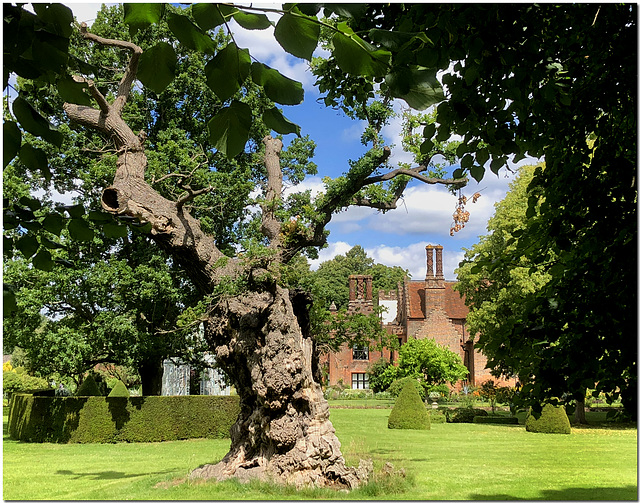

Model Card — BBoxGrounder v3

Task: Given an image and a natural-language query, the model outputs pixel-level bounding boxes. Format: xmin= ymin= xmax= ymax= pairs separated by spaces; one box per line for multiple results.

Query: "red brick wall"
xmin=321 ymin=346 xmax=393 ymax=387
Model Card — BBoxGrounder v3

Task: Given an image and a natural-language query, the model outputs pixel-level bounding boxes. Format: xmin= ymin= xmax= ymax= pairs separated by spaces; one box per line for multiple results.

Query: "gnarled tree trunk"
xmin=191 ymin=285 xmax=371 ymax=488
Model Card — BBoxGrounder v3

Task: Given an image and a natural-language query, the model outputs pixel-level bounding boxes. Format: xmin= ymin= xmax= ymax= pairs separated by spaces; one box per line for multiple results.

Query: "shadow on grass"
xmin=55 ymin=469 xmax=173 ymax=480
xmin=471 ymin=485 xmax=638 ymax=500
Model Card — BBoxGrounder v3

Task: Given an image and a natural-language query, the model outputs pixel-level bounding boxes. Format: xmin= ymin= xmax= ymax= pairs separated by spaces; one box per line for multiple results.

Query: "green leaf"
xmin=332 ymin=24 xmax=391 ymax=78
xmin=251 ymin=62 xmax=304 ymax=105
xmin=207 ymin=101 xmax=253 ymax=158
xmin=167 ymin=12 xmax=216 ymax=55
xmin=274 ymin=10 xmax=320 ymax=61
xmin=4 ymin=121 xmax=22 ymax=167
xmin=369 ymin=29 xmax=416 ymax=51
xmin=263 ymin=107 xmax=301 ymax=136
xmin=476 ymin=148 xmax=489 ymax=166
xmin=490 ymin=157 xmax=505 ymax=175
xmin=233 ymin=11 xmax=272 ymax=30
xmin=137 ymin=42 xmax=177 ymax=94
xmin=32 ymin=248 xmax=54 ymax=271
xmin=15 ymin=235 xmax=39 ymax=259
xmin=323 ymin=4 xmax=368 ymax=19
xmin=461 ymin=154 xmax=473 ymax=169
xmin=288 ymin=4 xmax=322 ymax=16
xmin=422 ymin=122 xmax=436 ymax=139
xmin=419 ymin=139 xmax=434 ymax=154
xmin=3 ymin=289 xmax=18 ymax=316
xmin=18 ymin=196 xmax=41 ymax=211
xmin=56 ymin=76 xmax=91 ymax=106
xmin=87 ymin=210 xmax=113 ymax=222
xmin=12 ymin=96 xmax=63 ymax=147
xmin=19 ymin=144 xmax=51 ymax=180
xmin=67 ymin=218 xmax=94 ymax=242
xmin=205 ymin=43 xmax=251 ymax=101
xmin=385 ymin=68 xmax=444 ymax=110
xmin=103 ymin=223 xmax=129 ymax=239
xmin=64 ymin=204 xmax=85 ymax=218
xmin=469 ymin=165 xmax=485 ymax=183
xmin=40 ymin=236 xmax=65 ymax=249
xmin=42 ymin=213 xmax=66 ymax=236
xmin=452 ymin=168 xmax=465 ymax=179
xmin=32 ymin=3 xmax=74 ymax=38
xmin=192 ymin=4 xmax=226 ymax=31
xmin=123 ymin=3 xmax=164 ymax=36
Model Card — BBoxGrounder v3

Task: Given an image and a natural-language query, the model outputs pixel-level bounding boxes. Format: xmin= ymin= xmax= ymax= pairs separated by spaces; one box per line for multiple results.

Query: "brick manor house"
xmin=321 ymin=245 xmax=515 ymax=390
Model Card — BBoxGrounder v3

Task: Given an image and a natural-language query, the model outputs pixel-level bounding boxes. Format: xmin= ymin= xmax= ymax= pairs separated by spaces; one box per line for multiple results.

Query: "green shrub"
xmin=107 ymin=380 xmax=129 ymax=397
xmin=473 ymin=415 xmax=519 ymax=424
xmin=76 ymin=375 xmax=102 ymax=396
xmin=388 ymin=377 xmax=426 ymax=401
xmin=8 ymin=394 xmax=240 ymax=443
xmin=2 ymin=371 xmax=50 ymax=399
xmin=429 ymin=411 xmax=447 ymax=424
xmin=445 ymin=407 xmax=489 ymax=423
xmin=525 ymin=404 xmax=571 ymax=434
xmin=388 ymin=379 xmax=430 ymax=430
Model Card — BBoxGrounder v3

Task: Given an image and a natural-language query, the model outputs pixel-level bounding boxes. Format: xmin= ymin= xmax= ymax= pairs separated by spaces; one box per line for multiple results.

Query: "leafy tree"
xmin=367 ymin=338 xmax=468 ymax=395
xmin=3 ymin=1 xmax=634 ymax=488
xmin=312 ymin=245 xmax=407 ymax=310
xmin=396 ymin=338 xmax=469 ymax=388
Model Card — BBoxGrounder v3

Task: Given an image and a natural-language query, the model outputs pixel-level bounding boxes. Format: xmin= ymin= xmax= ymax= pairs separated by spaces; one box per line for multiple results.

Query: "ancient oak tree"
xmin=57 ymin=18 xmax=464 ymax=488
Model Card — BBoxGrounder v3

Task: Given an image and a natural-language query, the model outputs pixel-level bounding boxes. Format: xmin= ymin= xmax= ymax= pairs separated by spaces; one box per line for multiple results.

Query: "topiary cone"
xmin=525 ymin=403 xmax=571 ymax=434
xmin=387 ymin=378 xmax=430 ymax=430
xmin=75 ymin=374 xmax=102 ymax=396
xmin=107 ymin=379 xmax=130 ymax=397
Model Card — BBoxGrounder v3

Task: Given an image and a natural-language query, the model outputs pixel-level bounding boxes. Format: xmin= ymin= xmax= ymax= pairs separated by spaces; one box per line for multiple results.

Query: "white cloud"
xmin=308 ymin=241 xmax=353 ymax=270
xmin=365 ymin=242 xmax=466 ymax=281
xmin=62 ymin=3 xmax=112 ymax=24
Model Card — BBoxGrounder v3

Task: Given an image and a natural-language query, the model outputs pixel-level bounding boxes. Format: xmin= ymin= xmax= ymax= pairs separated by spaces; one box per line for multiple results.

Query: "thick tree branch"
xmin=63 ymin=25 xmax=238 ymax=294
xmin=261 ymin=136 xmax=284 ymax=246
xmin=280 ymin=146 xmax=468 ymax=261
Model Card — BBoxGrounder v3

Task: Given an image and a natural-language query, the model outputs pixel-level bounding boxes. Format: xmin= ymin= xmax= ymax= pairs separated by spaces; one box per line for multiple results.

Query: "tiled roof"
xmin=405 ymin=281 xmax=468 ymax=320
xmin=444 ymin=282 xmax=468 ymax=319
xmin=407 ymin=281 xmax=425 ymax=319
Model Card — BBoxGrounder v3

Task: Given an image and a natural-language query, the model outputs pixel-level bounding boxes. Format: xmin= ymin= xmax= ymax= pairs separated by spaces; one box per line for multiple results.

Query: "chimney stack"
xmin=425 ymin=245 xmax=445 ymax=288
xmin=425 ymin=245 xmax=434 ymax=278
xmin=435 ymin=245 xmax=444 ymax=280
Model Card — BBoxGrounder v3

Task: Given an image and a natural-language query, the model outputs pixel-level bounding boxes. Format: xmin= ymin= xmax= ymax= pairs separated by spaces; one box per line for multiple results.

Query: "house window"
xmin=352 ymin=373 xmax=369 ymax=390
xmin=352 ymin=346 xmax=369 ymax=360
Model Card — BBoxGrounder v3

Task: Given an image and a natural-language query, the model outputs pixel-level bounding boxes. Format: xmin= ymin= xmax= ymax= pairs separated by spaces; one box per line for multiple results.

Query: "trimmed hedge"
xmin=473 ymin=415 xmax=519 ymax=424
xmin=107 ymin=380 xmax=129 ymax=397
xmin=8 ymin=394 xmax=240 ymax=443
xmin=445 ymin=407 xmax=489 ymax=423
xmin=388 ymin=379 xmax=430 ymax=430
xmin=76 ymin=374 xmax=102 ymax=396
xmin=525 ymin=403 xmax=571 ymax=434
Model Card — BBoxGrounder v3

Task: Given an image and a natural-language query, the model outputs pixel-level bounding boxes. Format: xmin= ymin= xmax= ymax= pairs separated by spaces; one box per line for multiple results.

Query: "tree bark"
xmin=190 ymin=282 xmax=371 ymax=488
xmin=573 ymin=399 xmax=587 ymax=425
xmin=139 ymin=356 xmax=164 ymax=396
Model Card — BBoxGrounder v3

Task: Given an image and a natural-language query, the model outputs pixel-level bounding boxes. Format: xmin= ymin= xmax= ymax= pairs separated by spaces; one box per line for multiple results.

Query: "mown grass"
xmin=3 ymin=406 xmax=637 ymax=500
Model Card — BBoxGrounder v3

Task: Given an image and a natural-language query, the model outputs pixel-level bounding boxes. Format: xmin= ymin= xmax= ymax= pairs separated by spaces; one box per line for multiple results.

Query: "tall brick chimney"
xmin=348 ymin=274 xmax=373 ymax=314
xmin=425 ymin=245 xmax=445 ymax=289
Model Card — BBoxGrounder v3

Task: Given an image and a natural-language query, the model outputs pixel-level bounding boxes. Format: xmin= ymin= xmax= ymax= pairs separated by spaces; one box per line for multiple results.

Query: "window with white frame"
xmin=351 ymin=373 xmax=369 ymax=389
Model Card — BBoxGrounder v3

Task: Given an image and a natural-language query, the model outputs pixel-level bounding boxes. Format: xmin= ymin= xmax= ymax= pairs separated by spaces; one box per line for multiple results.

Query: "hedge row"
xmin=8 ymin=394 xmax=240 ymax=443
xmin=473 ymin=415 xmax=519 ymax=424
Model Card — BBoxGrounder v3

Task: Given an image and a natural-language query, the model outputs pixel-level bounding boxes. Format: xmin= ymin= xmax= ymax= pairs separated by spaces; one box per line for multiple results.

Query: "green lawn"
xmin=3 ymin=407 xmax=637 ymax=500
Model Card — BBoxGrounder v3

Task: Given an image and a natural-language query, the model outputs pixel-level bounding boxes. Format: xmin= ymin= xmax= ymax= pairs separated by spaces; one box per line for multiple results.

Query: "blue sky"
xmin=57 ymin=3 xmax=540 ymax=279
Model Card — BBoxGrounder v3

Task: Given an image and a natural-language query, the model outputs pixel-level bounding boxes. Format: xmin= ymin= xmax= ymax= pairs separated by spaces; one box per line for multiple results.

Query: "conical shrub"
xmin=107 ymin=379 xmax=130 ymax=397
xmin=525 ymin=403 xmax=571 ymax=434
xmin=388 ymin=378 xmax=430 ymax=430
xmin=76 ymin=374 xmax=102 ymax=396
